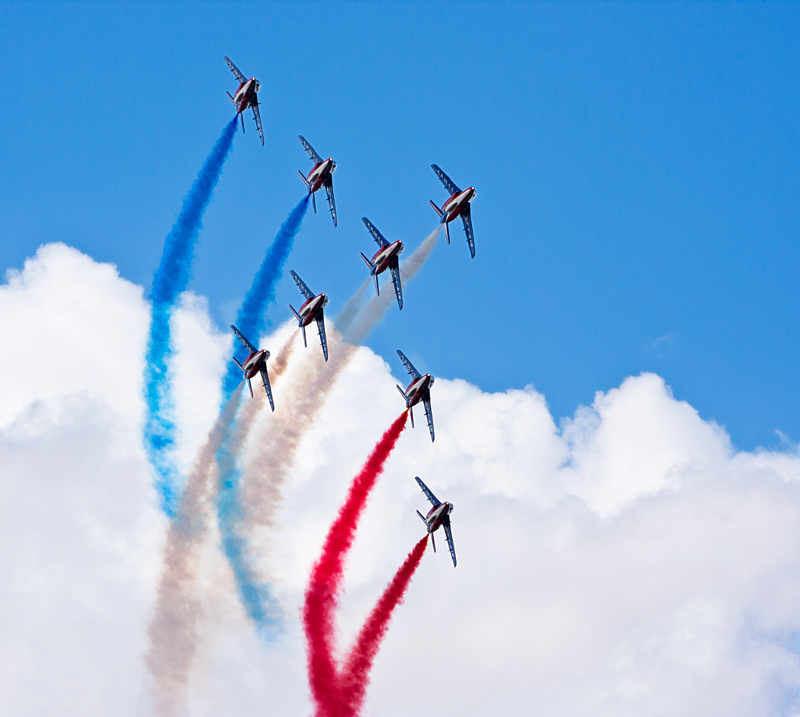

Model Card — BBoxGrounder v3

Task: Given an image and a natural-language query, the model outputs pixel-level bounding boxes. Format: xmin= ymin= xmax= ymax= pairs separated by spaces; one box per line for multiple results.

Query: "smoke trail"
xmin=143 ymin=337 xmax=296 ymax=712
xmin=144 ymin=116 xmax=238 ymax=516
xmin=222 ymin=195 xmax=310 ymax=398
xmin=338 ymin=536 xmax=429 ymax=716
xmin=219 ymin=226 xmax=440 ymax=630
xmin=144 ymin=388 xmax=241 ymax=717
xmin=303 ymin=413 xmax=408 ymax=717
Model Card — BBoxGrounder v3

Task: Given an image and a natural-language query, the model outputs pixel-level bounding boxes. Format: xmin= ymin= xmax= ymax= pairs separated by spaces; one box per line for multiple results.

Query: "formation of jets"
xmin=224 ymin=57 xmax=465 ymax=566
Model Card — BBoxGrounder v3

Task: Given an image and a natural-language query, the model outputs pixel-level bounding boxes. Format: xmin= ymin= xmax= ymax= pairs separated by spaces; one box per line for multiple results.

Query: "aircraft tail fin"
xmin=312 ymin=191 xmax=317 ymax=214
xmin=444 ymin=219 xmax=450 ymax=244
xmin=301 ymin=324 xmax=307 ymax=348
xmin=246 ymin=377 xmax=254 ymax=398
xmin=431 ymin=530 xmax=436 ymax=553
xmin=360 ymin=252 xmax=375 ymax=271
xmin=409 ymin=405 xmax=415 ymax=428
xmin=240 ymin=112 xmax=246 ymax=133
xmin=297 ymin=170 xmax=310 ymax=188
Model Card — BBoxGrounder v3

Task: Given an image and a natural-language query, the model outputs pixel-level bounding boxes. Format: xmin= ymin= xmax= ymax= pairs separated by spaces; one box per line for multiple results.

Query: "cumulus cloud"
xmin=3 ymin=243 xmax=800 ymax=716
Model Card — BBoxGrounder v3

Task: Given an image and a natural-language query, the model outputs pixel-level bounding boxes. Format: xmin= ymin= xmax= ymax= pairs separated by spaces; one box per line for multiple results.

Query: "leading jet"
xmin=360 ymin=217 xmax=404 ymax=310
xmin=396 ymin=350 xmax=435 ymax=442
xmin=415 ymin=476 xmax=456 ymax=567
xmin=297 ymin=136 xmax=338 ymax=227
xmin=289 ymin=270 xmax=329 ymax=362
xmin=224 ymin=56 xmax=264 ymax=145
xmin=429 ymin=164 xmax=476 ymax=258
xmin=230 ymin=324 xmax=274 ymax=410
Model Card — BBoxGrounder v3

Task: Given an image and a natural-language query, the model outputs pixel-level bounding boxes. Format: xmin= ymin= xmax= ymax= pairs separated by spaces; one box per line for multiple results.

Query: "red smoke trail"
xmin=338 ymin=535 xmax=429 ymax=716
xmin=303 ymin=412 xmax=408 ymax=717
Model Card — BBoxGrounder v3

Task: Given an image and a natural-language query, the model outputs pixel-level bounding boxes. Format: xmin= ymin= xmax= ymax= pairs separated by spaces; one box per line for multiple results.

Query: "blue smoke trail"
xmin=144 ymin=116 xmax=238 ymax=517
xmin=223 ymin=195 xmax=310 ymax=397
xmin=214 ymin=194 xmax=310 ymax=632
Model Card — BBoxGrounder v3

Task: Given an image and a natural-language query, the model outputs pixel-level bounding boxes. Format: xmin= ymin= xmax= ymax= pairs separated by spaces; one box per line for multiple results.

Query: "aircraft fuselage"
xmin=242 ymin=349 xmax=268 ymax=379
xmin=298 ymin=294 xmax=328 ymax=327
xmin=424 ymin=502 xmax=454 ymax=533
xmin=370 ymin=240 xmax=404 ymax=275
xmin=442 ymin=187 xmax=476 ymax=223
xmin=307 ymin=158 xmax=336 ymax=193
xmin=233 ymin=78 xmax=259 ymax=113
xmin=404 ymin=374 xmax=434 ymax=408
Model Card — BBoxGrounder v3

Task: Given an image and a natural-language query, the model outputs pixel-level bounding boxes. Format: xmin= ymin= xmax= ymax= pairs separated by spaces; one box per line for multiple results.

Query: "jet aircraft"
xmin=224 ymin=56 xmax=264 ymax=145
xmin=396 ymin=350 xmax=435 ymax=442
xmin=415 ymin=476 xmax=456 ymax=567
xmin=289 ymin=271 xmax=329 ymax=361
xmin=230 ymin=324 xmax=274 ymax=410
xmin=429 ymin=164 xmax=476 ymax=258
xmin=360 ymin=217 xmax=404 ymax=310
xmin=297 ymin=136 xmax=338 ymax=227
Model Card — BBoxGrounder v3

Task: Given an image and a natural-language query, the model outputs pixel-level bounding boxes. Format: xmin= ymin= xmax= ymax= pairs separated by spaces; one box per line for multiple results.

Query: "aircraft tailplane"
xmin=396 ymin=385 xmax=409 ymax=404
xmin=297 ymin=170 xmax=310 ymax=188
xmin=289 ymin=304 xmax=301 ymax=322
xmin=232 ymin=356 xmax=244 ymax=371
xmin=429 ymin=199 xmax=443 ymax=219
xmin=416 ymin=509 xmax=427 ymax=525
xmin=226 ymin=91 xmax=237 ymax=107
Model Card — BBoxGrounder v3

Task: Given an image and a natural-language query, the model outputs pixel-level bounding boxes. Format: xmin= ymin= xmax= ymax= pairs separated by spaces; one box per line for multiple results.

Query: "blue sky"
xmin=0 ymin=1 xmax=797 ymax=451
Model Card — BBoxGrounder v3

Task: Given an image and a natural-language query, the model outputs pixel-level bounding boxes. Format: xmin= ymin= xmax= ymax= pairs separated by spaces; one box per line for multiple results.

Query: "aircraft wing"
xmin=461 ymin=206 xmax=476 ymax=259
xmin=290 ymin=270 xmax=315 ymax=301
xmin=316 ymin=312 xmax=329 ymax=361
xmin=298 ymin=135 xmax=322 ymax=164
xmin=252 ymin=103 xmax=264 ymax=146
xmin=390 ymin=260 xmax=403 ymax=310
xmin=423 ymin=396 xmax=435 ymax=442
xmin=224 ymin=56 xmax=247 ymax=84
xmin=325 ymin=178 xmax=338 ymax=227
xmin=431 ymin=164 xmax=461 ymax=195
xmin=443 ymin=517 xmax=457 ymax=567
xmin=260 ymin=366 xmax=275 ymax=412
xmin=361 ymin=217 xmax=389 ymax=248
xmin=230 ymin=324 xmax=257 ymax=353
xmin=415 ymin=476 xmax=441 ymax=507
xmin=396 ymin=350 xmax=421 ymax=380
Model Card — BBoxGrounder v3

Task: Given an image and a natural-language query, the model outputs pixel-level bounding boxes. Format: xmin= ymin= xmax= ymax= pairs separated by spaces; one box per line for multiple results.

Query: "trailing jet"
xmin=396 ymin=350 xmax=435 ymax=442
xmin=415 ymin=476 xmax=456 ymax=567
xmin=360 ymin=217 xmax=404 ymax=310
xmin=289 ymin=270 xmax=329 ymax=361
xmin=230 ymin=324 xmax=274 ymax=410
xmin=297 ymin=136 xmax=337 ymax=227
xmin=429 ymin=164 xmax=476 ymax=258
xmin=224 ymin=56 xmax=264 ymax=145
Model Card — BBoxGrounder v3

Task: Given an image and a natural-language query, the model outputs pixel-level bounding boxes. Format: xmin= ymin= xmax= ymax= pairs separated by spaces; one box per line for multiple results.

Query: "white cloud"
xmin=3 ymin=244 xmax=800 ymax=716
